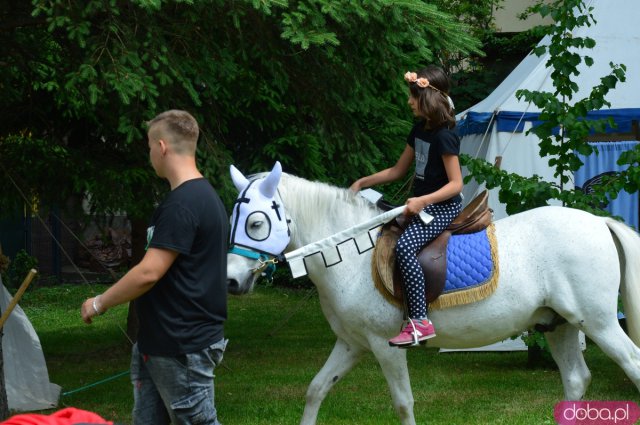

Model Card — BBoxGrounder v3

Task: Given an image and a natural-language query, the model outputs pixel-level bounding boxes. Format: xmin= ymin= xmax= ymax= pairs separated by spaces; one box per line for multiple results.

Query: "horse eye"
xmin=245 ymin=212 xmax=271 ymax=241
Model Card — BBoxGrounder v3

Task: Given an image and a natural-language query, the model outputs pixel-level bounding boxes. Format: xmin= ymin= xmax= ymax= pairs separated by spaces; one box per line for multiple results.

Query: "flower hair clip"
xmin=404 ymin=70 xmax=454 ymax=109
xmin=404 ymin=71 xmax=430 ymax=88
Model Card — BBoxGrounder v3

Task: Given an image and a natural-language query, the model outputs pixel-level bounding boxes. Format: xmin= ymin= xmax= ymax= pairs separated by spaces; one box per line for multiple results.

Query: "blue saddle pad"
xmin=442 ymin=229 xmax=494 ymax=293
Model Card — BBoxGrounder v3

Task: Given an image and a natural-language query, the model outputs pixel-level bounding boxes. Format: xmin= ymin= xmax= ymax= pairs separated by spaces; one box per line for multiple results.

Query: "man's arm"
xmin=81 ymin=247 xmax=179 ymax=324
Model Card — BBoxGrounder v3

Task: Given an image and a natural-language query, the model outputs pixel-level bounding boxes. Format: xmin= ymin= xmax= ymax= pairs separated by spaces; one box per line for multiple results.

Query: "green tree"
xmin=428 ymin=0 xmax=541 ymax=113
xmin=1 ymin=1 xmax=482 ymax=221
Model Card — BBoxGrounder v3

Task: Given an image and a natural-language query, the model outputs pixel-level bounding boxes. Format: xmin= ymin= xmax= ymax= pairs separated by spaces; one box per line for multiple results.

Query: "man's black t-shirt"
xmin=136 ymin=178 xmax=228 ymax=356
xmin=406 ymin=120 xmax=462 ymax=202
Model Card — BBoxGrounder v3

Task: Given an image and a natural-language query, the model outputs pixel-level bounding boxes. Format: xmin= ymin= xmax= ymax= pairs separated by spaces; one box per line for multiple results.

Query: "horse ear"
xmin=259 ymin=161 xmax=282 ymax=198
xmin=230 ymin=164 xmax=250 ymax=192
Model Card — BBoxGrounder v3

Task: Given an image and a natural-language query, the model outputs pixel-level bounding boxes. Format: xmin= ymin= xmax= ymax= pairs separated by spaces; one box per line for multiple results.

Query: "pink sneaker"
xmin=388 ymin=319 xmax=436 ymax=347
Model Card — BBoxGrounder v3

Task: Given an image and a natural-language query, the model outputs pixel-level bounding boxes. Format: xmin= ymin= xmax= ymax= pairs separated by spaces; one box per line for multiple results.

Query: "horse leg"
xmin=545 ymin=323 xmax=591 ymax=400
xmin=300 ymin=338 xmax=364 ymax=425
xmin=369 ymin=340 xmax=416 ymax=425
xmin=583 ymin=321 xmax=640 ymax=392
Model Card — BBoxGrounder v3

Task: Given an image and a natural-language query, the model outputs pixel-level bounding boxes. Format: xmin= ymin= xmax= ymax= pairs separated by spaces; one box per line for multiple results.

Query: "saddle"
xmin=373 ymin=190 xmax=493 ymax=309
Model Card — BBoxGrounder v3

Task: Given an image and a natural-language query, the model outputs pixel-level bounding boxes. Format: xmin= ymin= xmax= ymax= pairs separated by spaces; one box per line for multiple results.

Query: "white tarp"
xmin=0 ymin=276 xmax=60 ymax=411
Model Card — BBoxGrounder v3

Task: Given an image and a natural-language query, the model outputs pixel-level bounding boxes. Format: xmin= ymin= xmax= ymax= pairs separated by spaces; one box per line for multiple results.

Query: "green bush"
xmin=2 ymin=249 xmax=38 ymax=289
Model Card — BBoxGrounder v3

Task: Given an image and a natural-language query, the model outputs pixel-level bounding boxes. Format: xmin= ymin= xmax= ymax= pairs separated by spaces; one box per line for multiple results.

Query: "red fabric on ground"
xmin=0 ymin=407 xmax=112 ymax=425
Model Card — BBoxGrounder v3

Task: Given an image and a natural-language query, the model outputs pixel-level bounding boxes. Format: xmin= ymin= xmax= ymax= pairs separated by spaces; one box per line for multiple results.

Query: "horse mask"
xmin=229 ymin=161 xmax=290 ymax=256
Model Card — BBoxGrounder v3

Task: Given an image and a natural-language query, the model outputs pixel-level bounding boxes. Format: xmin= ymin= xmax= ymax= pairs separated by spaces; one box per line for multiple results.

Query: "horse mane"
xmin=276 ymin=173 xmax=380 ymax=246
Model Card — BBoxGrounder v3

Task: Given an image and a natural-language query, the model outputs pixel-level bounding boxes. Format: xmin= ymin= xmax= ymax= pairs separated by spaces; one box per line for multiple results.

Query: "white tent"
xmin=456 ymin=0 xmax=640 ymax=220
xmin=0 ymin=276 xmax=60 ymax=411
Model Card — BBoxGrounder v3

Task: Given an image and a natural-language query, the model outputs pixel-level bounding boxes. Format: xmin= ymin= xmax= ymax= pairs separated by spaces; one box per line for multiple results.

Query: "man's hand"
xmin=81 ymin=296 xmax=103 ymax=324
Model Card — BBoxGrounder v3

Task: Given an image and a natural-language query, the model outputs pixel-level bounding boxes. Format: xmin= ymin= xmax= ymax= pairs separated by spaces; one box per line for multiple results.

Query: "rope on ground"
xmin=61 ymin=370 xmax=130 ymax=397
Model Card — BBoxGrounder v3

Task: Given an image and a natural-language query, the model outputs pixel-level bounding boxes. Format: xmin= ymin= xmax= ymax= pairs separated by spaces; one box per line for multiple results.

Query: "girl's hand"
xmin=404 ymin=197 xmax=427 ymax=216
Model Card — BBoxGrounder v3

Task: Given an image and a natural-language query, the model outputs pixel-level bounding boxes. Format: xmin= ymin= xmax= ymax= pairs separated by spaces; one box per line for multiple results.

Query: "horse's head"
xmin=227 ymin=161 xmax=290 ymax=294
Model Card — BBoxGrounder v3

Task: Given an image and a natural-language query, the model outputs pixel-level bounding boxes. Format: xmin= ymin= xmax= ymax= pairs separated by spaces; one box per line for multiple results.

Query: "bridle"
xmin=228 ymin=245 xmax=282 ymax=282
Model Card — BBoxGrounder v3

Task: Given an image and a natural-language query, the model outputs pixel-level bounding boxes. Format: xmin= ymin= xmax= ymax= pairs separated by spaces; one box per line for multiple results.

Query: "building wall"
xmin=494 ymin=0 xmax=553 ymax=33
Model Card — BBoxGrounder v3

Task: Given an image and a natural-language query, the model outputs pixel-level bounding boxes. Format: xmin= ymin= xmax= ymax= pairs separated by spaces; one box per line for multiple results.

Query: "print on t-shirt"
xmin=145 ymin=226 xmax=155 ymax=251
xmin=414 ymin=137 xmax=430 ymax=181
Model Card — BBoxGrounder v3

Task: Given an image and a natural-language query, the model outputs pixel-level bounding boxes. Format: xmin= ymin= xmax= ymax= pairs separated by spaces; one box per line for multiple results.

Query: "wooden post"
xmin=0 ymin=269 xmax=37 ymax=330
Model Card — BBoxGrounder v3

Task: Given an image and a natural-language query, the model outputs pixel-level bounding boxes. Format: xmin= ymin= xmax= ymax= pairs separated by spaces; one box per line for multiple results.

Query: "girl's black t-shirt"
xmin=406 ymin=120 xmax=462 ymax=202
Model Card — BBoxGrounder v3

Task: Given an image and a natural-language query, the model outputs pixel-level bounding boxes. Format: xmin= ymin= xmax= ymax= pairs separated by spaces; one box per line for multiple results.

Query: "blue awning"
xmin=458 ymin=108 xmax=640 ymax=137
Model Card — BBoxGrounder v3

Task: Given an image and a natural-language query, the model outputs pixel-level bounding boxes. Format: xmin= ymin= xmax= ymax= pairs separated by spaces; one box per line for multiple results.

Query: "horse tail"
xmin=606 ymin=217 xmax=640 ymax=346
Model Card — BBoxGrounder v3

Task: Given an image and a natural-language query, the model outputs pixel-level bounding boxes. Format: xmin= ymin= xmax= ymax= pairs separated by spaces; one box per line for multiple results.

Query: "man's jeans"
xmin=130 ymin=339 xmax=228 ymax=425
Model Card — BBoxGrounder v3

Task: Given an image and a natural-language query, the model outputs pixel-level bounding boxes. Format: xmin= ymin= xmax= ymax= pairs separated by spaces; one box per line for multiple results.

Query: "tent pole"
xmin=472 ymin=111 xmax=497 ymax=160
xmin=0 ymin=269 xmax=37 ymax=330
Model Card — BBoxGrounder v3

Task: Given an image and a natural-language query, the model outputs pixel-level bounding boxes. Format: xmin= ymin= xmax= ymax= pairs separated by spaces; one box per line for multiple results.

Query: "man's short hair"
xmin=147 ymin=110 xmax=199 ymax=154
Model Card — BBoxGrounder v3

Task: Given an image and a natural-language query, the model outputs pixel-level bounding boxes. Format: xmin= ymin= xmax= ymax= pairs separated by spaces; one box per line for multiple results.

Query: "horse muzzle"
xmin=227 ymin=277 xmax=252 ymax=295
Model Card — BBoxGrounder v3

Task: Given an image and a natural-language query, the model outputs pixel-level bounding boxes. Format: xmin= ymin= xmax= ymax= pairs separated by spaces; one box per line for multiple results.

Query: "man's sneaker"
xmin=388 ymin=319 xmax=436 ymax=347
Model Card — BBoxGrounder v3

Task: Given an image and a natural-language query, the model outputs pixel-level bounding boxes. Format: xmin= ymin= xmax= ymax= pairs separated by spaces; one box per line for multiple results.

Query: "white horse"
xmin=226 ymin=162 xmax=640 ymax=425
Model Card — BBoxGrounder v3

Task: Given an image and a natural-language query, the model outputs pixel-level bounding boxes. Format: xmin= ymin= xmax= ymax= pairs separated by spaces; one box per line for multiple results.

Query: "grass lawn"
xmin=15 ymin=283 xmax=640 ymax=424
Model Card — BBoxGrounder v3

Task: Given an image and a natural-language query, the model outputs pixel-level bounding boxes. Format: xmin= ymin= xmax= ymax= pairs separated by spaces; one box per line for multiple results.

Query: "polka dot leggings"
xmin=395 ymin=200 xmax=461 ymax=319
